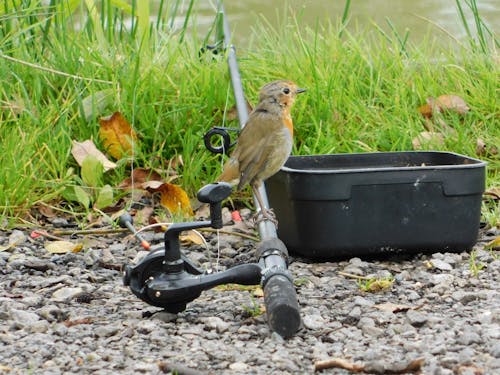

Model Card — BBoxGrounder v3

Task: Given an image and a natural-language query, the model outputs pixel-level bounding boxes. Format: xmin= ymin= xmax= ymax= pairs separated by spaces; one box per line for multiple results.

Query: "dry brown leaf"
xmin=0 ymin=364 xmax=13 ymax=372
xmin=179 ymin=230 xmax=205 ymax=246
xmin=119 ymin=168 xmax=163 ymax=189
xmin=417 ymin=103 xmax=433 ymax=119
xmin=148 ymin=182 xmax=193 ymax=217
xmin=314 ymin=357 xmax=425 ymax=373
xmin=45 ymin=240 xmax=83 ymax=254
xmin=476 ymin=138 xmax=487 ymax=156
xmin=133 ymin=206 xmax=155 ymax=227
xmin=98 ymin=112 xmax=138 ymax=160
xmin=169 ymin=155 xmax=184 ymax=169
xmin=142 ymin=180 xmax=165 ymax=190
xmin=314 ymin=358 xmax=365 ymax=372
xmin=476 ymin=138 xmax=499 ymax=157
xmin=454 ymin=364 xmax=484 ymax=375
xmin=374 ymin=302 xmax=413 ymax=313
xmin=35 ymin=204 xmax=57 ymax=218
xmin=412 ymin=131 xmax=445 ymax=150
xmin=484 ymin=187 xmax=500 ymax=200
xmin=428 ymin=94 xmax=470 ymax=115
xmin=63 ymin=318 xmax=93 ymax=327
xmin=71 ymin=140 xmax=117 ymax=171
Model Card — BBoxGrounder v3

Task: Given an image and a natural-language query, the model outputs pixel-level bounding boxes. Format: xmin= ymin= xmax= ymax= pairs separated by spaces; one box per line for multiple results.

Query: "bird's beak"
xmin=296 ymin=88 xmax=306 ymax=94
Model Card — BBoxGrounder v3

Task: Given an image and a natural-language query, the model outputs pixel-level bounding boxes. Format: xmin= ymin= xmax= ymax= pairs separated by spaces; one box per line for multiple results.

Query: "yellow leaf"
xmin=252 ymin=287 xmax=264 ymax=298
xmin=45 ymin=240 xmax=83 ymax=254
xmin=98 ymin=112 xmax=137 ymax=160
xmin=149 ymin=182 xmax=193 ymax=217
xmin=180 ymin=230 xmax=206 ymax=245
xmin=486 ymin=235 xmax=500 ymax=250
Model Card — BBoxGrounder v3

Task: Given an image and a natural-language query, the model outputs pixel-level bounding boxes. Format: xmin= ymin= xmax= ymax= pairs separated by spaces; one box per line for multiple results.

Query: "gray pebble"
xmin=94 ymin=324 xmax=121 ymax=338
xmin=51 ymin=287 xmax=84 ymax=302
xmin=406 ymin=309 xmax=428 ymax=327
xmin=10 ymin=309 xmax=40 ymax=327
xmin=430 ymin=259 xmax=453 ymax=271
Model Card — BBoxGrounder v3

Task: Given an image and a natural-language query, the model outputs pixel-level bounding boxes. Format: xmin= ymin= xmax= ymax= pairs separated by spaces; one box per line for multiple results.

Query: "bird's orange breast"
xmin=283 ymin=116 xmax=293 ymax=137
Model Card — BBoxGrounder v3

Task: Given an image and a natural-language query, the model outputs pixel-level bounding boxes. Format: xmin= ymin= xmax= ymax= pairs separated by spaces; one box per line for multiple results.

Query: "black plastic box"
xmin=266 ymin=151 xmax=486 ymax=259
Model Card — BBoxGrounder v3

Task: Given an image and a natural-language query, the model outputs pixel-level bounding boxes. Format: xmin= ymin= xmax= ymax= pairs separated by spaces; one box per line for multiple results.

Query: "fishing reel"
xmin=122 ymin=182 xmax=262 ymax=314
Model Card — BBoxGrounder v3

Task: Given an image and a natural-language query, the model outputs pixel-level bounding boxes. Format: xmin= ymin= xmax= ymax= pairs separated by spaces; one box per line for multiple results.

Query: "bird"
xmin=218 ymin=79 xmax=306 ymax=226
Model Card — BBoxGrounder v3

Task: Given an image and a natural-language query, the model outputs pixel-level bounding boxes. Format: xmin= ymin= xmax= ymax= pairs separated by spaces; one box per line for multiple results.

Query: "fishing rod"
xmin=206 ymin=0 xmax=301 ymax=338
xmin=123 ymin=0 xmax=301 ymax=339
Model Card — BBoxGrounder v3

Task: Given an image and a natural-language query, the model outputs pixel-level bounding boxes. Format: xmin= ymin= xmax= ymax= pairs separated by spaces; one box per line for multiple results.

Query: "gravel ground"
xmin=0 ymin=210 xmax=499 ymax=375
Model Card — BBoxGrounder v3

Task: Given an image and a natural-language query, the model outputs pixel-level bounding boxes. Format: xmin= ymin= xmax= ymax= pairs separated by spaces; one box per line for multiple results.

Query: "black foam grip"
xmin=263 ymin=274 xmax=301 ymax=339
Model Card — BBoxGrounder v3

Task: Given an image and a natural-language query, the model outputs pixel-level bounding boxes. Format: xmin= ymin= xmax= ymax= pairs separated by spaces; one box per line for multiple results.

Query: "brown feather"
xmin=217 ymin=80 xmax=305 ymax=193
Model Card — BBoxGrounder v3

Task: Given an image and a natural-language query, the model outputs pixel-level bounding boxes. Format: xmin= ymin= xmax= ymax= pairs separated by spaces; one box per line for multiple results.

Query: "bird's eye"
xmin=282 ymin=87 xmax=290 ymax=94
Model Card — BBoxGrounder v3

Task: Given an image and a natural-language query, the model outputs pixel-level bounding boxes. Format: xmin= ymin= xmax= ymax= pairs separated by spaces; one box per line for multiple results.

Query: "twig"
xmin=199 ymin=228 xmax=259 ymax=242
xmin=0 ymin=53 xmax=114 ymax=85
xmin=314 ymin=357 xmax=425 ymax=373
xmin=52 ymin=228 xmax=128 ymax=236
xmin=32 ymin=230 xmax=66 ymax=241
xmin=338 ymin=271 xmax=371 ymax=280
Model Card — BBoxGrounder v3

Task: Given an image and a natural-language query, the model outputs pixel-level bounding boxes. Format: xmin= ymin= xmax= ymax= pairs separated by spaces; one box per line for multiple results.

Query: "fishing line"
xmin=214 ymin=83 xmax=233 ymax=272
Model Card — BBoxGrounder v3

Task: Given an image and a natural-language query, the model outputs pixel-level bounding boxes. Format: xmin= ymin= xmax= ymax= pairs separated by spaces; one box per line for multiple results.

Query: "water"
xmin=171 ymin=0 xmax=499 ymax=47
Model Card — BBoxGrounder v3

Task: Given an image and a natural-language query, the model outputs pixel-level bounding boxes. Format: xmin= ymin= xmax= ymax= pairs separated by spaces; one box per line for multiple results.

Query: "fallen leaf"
xmin=169 ymin=154 xmax=184 ymax=169
xmin=363 ymin=278 xmax=394 ymax=292
xmin=428 ymin=94 xmax=470 ymax=115
xmin=0 ymin=365 xmax=13 ymax=372
xmin=98 ymin=112 xmax=137 ymax=160
xmin=71 ymin=140 xmax=117 ymax=171
xmin=180 ymin=230 xmax=206 ymax=246
xmin=142 ymin=180 xmax=165 ymax=190
xmin=417 ymin=103 xmax=433 ymax=119
xmin=374 ymin=302 xmax=413 ymax=313
xmin=485 ymin=235 xmax=500 ymax=250
xmin=133 ymin=206 xmax=155 ymax=227
xmin=63 ymin=317 xmax=93 ymax=327
xmin=454 ymin=364 xmax=484 ymax=375
xmin=253 ymin=287 xmax=264 ymax=298
xmin=314 ymin=357 xmax=425 ymax=373
xmin=484 ymin=187 xmax=500 ymax=200
xmin=45 ymin=240 xmax=83 ymax=254
xmin=148 ymin=182 xmax=193 ymax=217
xmin=314 ymin=358 xmax=365 ymax=372
xmin=35 ymin=204 xmax=57 ymax=218
xmin=0 ymin=230 xmax=26 ymax=252
xmin=412 ymin=131 xmax=444 ymax=150
xmin=476 ymin=138 xmax=498 ymax=157
xmin=118 ymin=168 xmax=163 ymax=189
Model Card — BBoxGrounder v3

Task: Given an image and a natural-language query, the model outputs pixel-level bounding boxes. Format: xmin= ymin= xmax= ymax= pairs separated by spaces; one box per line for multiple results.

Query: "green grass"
xmin=0 ymin=0 xmax=498 ymax=228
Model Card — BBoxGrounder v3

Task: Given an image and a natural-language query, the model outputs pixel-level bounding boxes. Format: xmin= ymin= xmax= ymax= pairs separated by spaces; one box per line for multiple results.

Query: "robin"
xmin=218 ymin=80 xmax=306 ymax=225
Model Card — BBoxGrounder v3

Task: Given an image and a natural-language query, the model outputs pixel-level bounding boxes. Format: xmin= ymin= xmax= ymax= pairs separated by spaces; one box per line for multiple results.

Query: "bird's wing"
xmin=236 ymin=116 xmax=278 ymax=189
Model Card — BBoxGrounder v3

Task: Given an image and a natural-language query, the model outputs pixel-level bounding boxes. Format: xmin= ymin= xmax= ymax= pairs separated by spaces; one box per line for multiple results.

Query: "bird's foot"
xmin=253 ymin=208 xmax=278 ymax=228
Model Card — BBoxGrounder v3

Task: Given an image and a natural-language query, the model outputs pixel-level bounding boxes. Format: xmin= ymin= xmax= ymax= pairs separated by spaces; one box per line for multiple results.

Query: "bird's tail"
xmin=217 ymin=158 xmax=240 ymax=187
